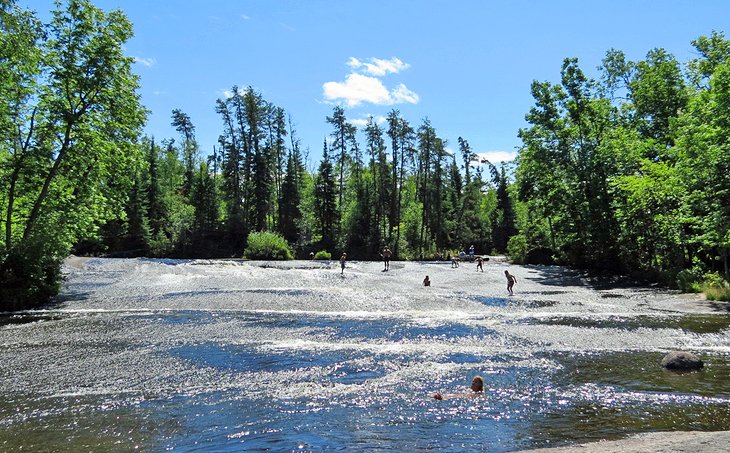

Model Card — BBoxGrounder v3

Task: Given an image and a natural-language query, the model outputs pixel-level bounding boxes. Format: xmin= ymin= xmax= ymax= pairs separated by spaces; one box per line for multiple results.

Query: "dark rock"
xmin=661 ymin=351 xmax=704 ymax=371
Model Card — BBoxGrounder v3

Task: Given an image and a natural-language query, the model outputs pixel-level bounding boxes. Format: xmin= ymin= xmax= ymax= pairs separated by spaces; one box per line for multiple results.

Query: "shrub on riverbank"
xmin=0 ymin=241 xmax=64 ymax=312
xmin=702 ymin=272 xmax=730 ymax=301
xmin=244 ymin=232 xmax=293 ymax=260
xmin=313 ymin=250 xmax=332 ymax=260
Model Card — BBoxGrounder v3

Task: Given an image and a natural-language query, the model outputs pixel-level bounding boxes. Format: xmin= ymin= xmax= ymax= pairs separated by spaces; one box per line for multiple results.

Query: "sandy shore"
xmin=521 ymin=430 xmax=730 ymax=452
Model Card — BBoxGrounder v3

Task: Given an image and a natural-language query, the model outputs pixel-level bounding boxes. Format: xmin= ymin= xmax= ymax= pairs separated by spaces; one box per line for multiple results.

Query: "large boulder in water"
xmin=661 ymin=351 xmax=704 ymax=371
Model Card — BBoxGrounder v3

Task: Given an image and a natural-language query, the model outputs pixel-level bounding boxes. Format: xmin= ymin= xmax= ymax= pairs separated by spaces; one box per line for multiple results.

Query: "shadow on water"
xmin=473 ymin=295 xmax=558 ymax=309
xmin=523 ymin=265 xmax=667 ymax=292
xmin=550 ymin=350 xmax=730 ymax=396
xmin=527 ymin=313 xmax=730 ymax=334
xmin=514 ymin=350 xmax=730 ymax=448
xmin=707 ymin=301 xmax=730 ymax=313
xmin=0 ymin=312 xmax=67 ymax=327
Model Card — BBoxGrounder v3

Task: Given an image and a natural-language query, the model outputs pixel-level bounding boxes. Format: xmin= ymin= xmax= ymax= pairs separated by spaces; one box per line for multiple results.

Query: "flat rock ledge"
xmin=661 ymin=351 xmax=704 ymax=371
xmin=520 ymin=430 xmax=730 ymax=453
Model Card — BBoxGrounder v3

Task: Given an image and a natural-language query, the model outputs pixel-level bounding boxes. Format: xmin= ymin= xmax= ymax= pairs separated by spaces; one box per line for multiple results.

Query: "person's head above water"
xmin=471 ymin=375 xmax=484 ymax=392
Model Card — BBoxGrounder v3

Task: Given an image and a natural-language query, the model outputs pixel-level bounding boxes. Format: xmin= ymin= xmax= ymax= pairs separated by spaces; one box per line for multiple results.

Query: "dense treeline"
xmin=513 ymin=32 xmax=730 ymax=295
xmin=81 ymin=97 xmax=511 ymax=263
xmin=3 ymin=0 xmax=729 ymax=310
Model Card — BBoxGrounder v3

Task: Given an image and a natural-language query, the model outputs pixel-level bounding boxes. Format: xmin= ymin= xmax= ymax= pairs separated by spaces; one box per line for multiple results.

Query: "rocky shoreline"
xmin=522 ymin=430 xmax=730 ymax=452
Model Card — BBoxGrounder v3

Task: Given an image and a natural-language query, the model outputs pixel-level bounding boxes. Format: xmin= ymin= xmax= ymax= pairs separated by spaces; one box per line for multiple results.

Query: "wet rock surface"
xmin=661 ymin=351 xmax=704 ymax=370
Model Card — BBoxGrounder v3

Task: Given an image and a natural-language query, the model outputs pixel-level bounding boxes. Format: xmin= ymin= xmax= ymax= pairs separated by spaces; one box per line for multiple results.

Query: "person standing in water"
xmin=476 ymin=256 xmax=484 ymax=272
xmin=423 ymin=275 xmax=431 ymax=286
xmin=340 ymin=253 xmax=347 ymax=275
xmin=382 ymin=246 xmax=392 ymax=271
xmin=504 ymin=270 xmax=517 ymax=295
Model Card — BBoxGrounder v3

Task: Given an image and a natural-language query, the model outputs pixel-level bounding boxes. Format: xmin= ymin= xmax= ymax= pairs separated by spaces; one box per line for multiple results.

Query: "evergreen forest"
xmin=2 ymin=0 xmax=730 ymax=310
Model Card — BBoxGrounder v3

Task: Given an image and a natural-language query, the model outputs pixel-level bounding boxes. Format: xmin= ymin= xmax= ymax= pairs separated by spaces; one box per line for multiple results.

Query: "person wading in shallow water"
xmin=505 ymin=270 xmax=517 ymax=295
xmin=340 ymin=253 xmax=347 ymax=275
xmin=423 ymin=275 xmax=431 ymax=286
xmin=433 ymin=376 xmax=484 ymax=400
xmin=476 ymin=256 xmax=484 ymax=272
xmin=382 ymin=246 xmax=392 ymax=271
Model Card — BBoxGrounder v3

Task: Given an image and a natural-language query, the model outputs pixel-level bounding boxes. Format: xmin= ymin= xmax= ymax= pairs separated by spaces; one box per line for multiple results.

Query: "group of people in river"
xmin=337 ymin=246 xmax=518 ymax=295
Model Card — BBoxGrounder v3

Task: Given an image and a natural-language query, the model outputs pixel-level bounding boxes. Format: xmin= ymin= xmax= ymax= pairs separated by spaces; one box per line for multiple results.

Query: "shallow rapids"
xmin=1 ymin=257 xmax=729 ymax=451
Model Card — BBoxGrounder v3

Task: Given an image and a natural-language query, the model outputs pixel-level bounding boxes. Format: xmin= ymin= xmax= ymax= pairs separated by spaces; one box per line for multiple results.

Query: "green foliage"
xmin=1 ymin=0 xmax=145 ymax=309
xmin=0 ymin=238 xmax=64 ymax=311
xmin=702 ymin=272 xmax=730 ymax=301
xmin=676 ymin=266 xmax=705 ymax=293
xmin=313 ymin=250 xmax=331 ymax=260
xmin=507 ymin=234 xmax=529 ymax=264
xmin=515 ymin=32 xmax=730 ymax=281
xmin=244 ymin=231 xmax=293 ymax=260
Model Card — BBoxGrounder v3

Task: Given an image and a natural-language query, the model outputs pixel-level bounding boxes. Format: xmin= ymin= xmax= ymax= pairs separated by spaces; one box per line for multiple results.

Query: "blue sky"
xmin=21 ymin=0 xmax=730 ymax=169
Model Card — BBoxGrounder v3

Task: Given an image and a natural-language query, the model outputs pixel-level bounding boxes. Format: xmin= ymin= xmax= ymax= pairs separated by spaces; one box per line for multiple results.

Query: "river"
xmin=1 ymin=257 xmax=728 ymax=451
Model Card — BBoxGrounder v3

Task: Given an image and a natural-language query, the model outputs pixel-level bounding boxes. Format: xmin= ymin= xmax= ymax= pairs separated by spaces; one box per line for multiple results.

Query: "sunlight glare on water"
xmin=1 ymin=257 xmax=729 ymax=452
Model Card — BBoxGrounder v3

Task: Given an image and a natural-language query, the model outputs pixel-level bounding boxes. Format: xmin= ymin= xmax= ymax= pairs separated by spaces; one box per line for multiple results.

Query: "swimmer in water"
xmin=433 ymin=376 xmax=484 ymax=400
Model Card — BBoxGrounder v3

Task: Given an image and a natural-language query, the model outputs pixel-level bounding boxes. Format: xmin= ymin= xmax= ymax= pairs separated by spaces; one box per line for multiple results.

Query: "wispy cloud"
xmin=280 ymin=22 xmax=295 ymax=32
xmin=474 ymin=151 xmax=518 ymax=163
xmin=347 ymin=57 xmax=410 ymax=76
xmin=240 ymin=13 xmax=250 ymax=20
xmin=323 ymin=57 xmax=419 ymax=107
xmin=134 ymin=56 xmax=156 ymax=67
xmin=221 ymin=86 xmax=252 ymax=98
xmin=350 ymin=115 xmax=387 ymax=127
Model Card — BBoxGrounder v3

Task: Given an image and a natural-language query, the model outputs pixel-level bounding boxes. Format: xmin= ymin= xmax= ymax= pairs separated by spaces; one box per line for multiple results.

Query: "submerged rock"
xmin=661 ymin=351 xmax=704 ymax=371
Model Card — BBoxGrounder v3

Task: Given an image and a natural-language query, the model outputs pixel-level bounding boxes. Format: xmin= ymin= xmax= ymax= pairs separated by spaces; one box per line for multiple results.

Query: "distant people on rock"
xmin=469 ymin=245 xmax=475 ymax=261
xmin=309 ymin=252 xmax=315 ymax=260
xmin=433 ymin=375 xmax=484 ymax=400
xmin=340 ymin=253 xmax=347 ymax=275
xmin=451 ymin=254 xmax=459 ymax=268
xmin=382 ymin=246 xmax=392 ymax=271
xmin=476 ymin=256 xmax=484 ymax=272
xmin=459 ymin=250 xmax=466 ymax=261
xmin=423 ymin=275 xmax=431 ymax=286
xmin=505 ymin=270 xmax=517 ymax=295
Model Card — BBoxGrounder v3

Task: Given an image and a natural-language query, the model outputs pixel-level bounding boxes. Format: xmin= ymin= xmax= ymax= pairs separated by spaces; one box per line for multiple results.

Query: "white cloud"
xmin=347 ymin=57 xmax=410 ymax=76
xmin=221 ymin=86 xmax=251 ymax=98
xmin=474 ymin=151 xmax=518 ymax=163
xmin=240 ymin=14 xmax=250 ymax=20
xmin=351 ymin=115 xmax=387 ymax=127
xmin=134 ymin=56 xmax=156 ymax=67
xmin=391 ymin=83 xmax=420 ymax=104
xmin=323 ymin=74 xmax=419 ymax=107
xmin=323 ymin=73 xmax=392 ymax=107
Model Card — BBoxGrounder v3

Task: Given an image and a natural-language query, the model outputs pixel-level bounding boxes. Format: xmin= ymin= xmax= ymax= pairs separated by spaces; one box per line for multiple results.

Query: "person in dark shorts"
xmin=382 ymin=246 xmax=392 ymax=271
xmin=340 ymin=253 xmax=347 ymax=275
xmin=423 ymin=275 xmax=431 ymax=286
xmin=476 ymin=256 xmax=484 ymax=272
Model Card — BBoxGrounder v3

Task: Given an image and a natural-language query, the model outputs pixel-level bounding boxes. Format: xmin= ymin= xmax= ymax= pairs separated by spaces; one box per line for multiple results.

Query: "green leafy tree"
xmin=0 ymin=0 xmax=146 ymax=309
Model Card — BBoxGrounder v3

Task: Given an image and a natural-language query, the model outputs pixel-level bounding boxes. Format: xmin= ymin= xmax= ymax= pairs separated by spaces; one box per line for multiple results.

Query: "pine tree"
xmin=314 ymin=140 xmax=337 ymax=251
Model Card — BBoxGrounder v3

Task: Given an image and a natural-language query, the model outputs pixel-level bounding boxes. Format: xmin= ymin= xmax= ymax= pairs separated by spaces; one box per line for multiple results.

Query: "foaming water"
xmin=1 ymin=258 xmax=729 ymax=452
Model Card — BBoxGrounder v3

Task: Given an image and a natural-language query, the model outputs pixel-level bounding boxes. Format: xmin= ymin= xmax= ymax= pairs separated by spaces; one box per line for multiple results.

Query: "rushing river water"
xmin=1 ymin=257 xmax=729 ymax=452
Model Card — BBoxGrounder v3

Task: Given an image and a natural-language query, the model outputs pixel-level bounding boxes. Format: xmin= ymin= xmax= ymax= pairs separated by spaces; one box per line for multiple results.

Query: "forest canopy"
xmin=2 ymin=0 xmax=729 ymax=310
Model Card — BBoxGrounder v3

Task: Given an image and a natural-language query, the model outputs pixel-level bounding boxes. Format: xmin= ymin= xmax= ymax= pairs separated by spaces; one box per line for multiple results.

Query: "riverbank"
xmin=522 ymin=430 xmax=730 ymax=452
